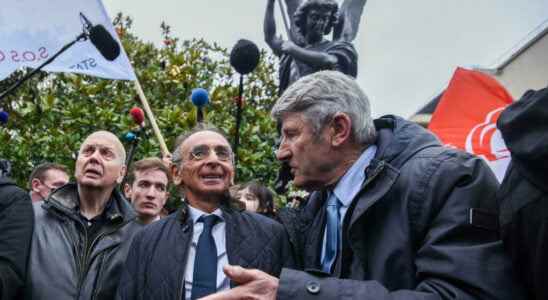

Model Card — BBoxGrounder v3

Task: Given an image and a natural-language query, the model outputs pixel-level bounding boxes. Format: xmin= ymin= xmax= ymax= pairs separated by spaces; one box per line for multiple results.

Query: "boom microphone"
xmin=0 ymin=13 xmax=121 ymax=104
xmin=230 ymin=39 xmax=260 ymax=75
xmin=191 ymin=88 xmax=209 ymax=122
xmin=80 ymin=13 xmax=121 ymax=61
xmin=89 ymin=24 xmax=121 ymax=61
xmin=129 ymin=107 xmax=145 ymax=127
xmin=191 ymin=88 xmax=209 ymax=107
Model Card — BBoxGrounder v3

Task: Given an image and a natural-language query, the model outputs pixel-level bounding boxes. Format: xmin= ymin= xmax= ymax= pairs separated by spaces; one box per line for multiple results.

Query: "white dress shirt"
xmin=184 ymin=205 xmax=230 ymax=299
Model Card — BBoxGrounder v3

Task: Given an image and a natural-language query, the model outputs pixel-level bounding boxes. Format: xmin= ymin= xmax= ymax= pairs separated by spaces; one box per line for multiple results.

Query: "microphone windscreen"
xmin=89 ymin=24 xmax=121 ymax=61
xmin=124 ymin=132 xmax=137 ymax=142
xmin=191 ymin=88 xmax=209 ymax=107
xmin=230 ymin=39 xmax=260 ymax=75
xmin=129 ymin=107 xmax=145 ymax=125
xmin=0 ymin=111 xmax=8 ymax=125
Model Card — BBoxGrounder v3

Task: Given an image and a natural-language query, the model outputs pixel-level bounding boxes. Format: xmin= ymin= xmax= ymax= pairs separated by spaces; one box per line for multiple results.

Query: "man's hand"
xmin=161 ymin=153 xmax=172 ymax=168
xmin=200 ymin=265 xmax=278 ymax=300
xmin=281 ymin=40 xmax=296 ymax=53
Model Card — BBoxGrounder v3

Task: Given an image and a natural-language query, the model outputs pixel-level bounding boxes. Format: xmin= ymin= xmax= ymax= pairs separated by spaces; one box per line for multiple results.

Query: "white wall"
xmin=495 ymin=32 xmax=548 ymax=99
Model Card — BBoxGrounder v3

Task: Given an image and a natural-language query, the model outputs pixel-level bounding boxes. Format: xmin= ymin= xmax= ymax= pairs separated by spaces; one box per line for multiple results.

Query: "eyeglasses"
xmin=188 ymin=145 xmax=233 ymax=162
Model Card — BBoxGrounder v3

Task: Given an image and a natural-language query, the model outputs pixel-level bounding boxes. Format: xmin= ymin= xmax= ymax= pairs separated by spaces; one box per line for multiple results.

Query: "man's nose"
xmin=275 ymin=145 xmax=290 ymax=161
xmin=87 ymin=150 xmax=102 ymax=163
xmin=145 ymin=186 xmax=157 ymax=198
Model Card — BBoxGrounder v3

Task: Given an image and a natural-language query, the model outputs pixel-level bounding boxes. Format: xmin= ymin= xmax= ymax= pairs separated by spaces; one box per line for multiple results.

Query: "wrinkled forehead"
xmin=80 ymin=131 xmax=125 ymax=157
xmin=280 ymin=112 xmax=310 ymax=130
xmin=181 ymin=130 xmax=232 ymax=153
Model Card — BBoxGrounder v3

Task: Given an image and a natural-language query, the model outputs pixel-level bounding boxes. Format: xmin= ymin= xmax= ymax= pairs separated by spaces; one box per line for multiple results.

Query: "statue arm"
xmin=264 ymin=0 xmax=283 ymax=55
xmin=281 ymin=40 xmax=338 ymax=69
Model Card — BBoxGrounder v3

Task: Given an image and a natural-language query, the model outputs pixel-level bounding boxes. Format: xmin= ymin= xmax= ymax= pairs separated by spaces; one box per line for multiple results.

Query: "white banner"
xmin=0 ymin=0 xmax=136 ymax=81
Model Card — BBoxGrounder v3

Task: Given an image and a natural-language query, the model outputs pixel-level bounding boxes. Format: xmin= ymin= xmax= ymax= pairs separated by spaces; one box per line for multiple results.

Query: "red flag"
xmin=428 ymin=67 xmax=513 ymax=181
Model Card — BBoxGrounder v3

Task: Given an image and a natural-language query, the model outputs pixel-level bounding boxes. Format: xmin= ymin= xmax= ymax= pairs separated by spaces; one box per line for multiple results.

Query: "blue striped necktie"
xmin=191 ymin=214 xmax=219 ymax=300
xmin=322 ymin=192 xmax=341 ymax=273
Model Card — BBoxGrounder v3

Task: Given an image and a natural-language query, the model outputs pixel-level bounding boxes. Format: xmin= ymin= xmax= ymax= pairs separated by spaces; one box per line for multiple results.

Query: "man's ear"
xmin=123 ymin=183 xmax=132 ymax=200
xmin=117 ymin=165 xmax=127 ymax=184
xmin=31 ymin=178 xmax=42 ymax=192
xmin=329 ymin=113 xmax=352 ymax=147
xmin=171 ymin=164 xmax=183 ymax=187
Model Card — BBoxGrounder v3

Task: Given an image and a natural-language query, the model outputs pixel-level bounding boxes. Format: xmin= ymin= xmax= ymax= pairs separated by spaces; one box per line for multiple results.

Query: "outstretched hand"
xmin=199 ymin=265 xmax=278 ymax=300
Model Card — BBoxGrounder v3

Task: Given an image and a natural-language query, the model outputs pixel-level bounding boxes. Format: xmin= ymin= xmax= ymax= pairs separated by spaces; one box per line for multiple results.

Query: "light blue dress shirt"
xmin=184 ymin=205 xmax=230 ymax=300
xmin=321 ymin=145 xmax=377 ymax=264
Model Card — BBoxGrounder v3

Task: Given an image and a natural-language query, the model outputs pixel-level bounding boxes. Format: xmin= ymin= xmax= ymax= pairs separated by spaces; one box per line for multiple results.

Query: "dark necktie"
xmin=321 ymin=192 xmax=341 ymax=273
xmin=191 ymin=214 xmax=219 ymax=300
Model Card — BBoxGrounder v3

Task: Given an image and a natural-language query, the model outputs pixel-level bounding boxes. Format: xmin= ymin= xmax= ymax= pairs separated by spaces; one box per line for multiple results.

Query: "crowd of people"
xmin=0 ymin=70 xmax=546 ymax=299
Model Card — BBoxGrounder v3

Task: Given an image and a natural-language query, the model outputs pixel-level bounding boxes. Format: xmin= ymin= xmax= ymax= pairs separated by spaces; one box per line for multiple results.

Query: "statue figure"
xmin=264 ymin=0 xmax=366 ymax=94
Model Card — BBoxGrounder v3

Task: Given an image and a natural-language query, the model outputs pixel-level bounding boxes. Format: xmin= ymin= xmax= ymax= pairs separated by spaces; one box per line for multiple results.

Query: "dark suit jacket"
xmin=0 ymin=177 xmax=33 ymax=300
xmin=277 ymin=116 xmax=523 ymax=299
xmin=497 ymin=87 xmax=548 ymax=300
xmin=116 ymin=201 xmax=294 ymax=300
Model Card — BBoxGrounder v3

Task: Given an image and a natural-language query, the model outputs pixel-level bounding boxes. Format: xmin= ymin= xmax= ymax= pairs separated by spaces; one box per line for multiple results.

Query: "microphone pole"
xmin=191 ymin=88 xmax=209 ymax=123
xmin=0 ymin=12 xmax=121 ymax=105
xmin=125 ymin=129 xmax=143 ymax=172
xmin=121 ymin=107 xmax=145 ymax=186
xmin=229 ymin=39 xmax=260 ymax=175
xmin=125 ymin=107 xmax=146 ymax=170
xmin=0 ymin=33 xmax=87 ymax=103
xmin=234 ymin=75 xmax=244 ymax=168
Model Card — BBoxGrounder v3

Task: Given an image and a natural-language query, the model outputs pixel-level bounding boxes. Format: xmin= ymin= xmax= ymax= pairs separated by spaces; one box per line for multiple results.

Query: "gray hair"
xmin=171 ymin=123 xmax=233 ymax=169
xmin=271 ymin=70 xmax=376 ymax=146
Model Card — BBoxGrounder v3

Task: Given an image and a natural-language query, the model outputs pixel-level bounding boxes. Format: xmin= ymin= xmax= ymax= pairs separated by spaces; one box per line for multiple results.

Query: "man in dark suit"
xmin=202 ymin=71 xmax=523 ymax=300
xmin=117 ymin=123 xmax=293 ymax=300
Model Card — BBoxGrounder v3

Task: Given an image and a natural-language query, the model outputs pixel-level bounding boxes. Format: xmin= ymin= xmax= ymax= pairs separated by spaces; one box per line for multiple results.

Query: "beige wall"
xmin=494 ymin=32 xmax=548 ymax=99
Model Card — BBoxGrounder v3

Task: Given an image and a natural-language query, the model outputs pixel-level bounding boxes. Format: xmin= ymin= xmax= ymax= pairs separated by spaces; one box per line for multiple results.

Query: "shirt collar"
xmin=187 ymin=203 xmax=224 ymax=224
xmin=332 ymin=145 xmax=377 ymax=207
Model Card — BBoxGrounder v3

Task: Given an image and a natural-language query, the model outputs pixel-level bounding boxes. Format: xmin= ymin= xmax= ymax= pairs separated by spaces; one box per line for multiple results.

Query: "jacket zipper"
xmin=75 ymin=219 xmax=128 ymax=298
xmin=74 ymin=218 xmax=89 ymax=299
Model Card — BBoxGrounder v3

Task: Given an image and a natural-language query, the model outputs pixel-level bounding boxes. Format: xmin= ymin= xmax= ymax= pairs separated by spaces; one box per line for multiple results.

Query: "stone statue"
xmin=264 ymin=0 xmax=366 ymax=94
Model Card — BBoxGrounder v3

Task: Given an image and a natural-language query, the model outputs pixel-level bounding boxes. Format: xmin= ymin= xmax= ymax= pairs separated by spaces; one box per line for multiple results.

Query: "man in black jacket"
xmin=497 ymin=87 xmax=548 ymax=299
xmin=0 ymin=160 xmax=34 ymax=300
xmin=116 ymin=124 xmax=294 ymax=300
xmin=203 ymin=71 xmax=523 ymax=300
xmin=27 ymin=131 xmax=142 ymax=300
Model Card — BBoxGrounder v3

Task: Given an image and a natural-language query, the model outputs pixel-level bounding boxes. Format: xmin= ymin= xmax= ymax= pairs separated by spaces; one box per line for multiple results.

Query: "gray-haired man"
xmin=204 ymin=70 xmax=524 ymax=300
xmin=117 ymin=124 xmax=293 ymax=300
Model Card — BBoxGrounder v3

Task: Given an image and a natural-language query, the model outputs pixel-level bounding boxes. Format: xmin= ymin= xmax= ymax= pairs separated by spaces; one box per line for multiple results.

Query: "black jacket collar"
xmin=44 ymin=182 xmax=136 ymax=223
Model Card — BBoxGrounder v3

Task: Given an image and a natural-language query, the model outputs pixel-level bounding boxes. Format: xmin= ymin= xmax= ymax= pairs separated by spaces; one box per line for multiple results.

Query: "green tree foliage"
xmin=0 ymin=14 xmax=281 ymax=207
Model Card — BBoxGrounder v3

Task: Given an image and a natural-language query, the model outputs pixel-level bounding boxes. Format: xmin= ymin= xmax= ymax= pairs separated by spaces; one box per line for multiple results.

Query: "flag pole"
xmin=277 ymin=0 xmax=291 ymax=38
xmin=133 ymin=79 xmax=170 ymax=156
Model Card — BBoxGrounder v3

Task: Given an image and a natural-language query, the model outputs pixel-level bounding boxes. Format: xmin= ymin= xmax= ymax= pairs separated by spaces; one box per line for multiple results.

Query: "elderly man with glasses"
xmin=117 ymin=123 xmax=294 ymax=300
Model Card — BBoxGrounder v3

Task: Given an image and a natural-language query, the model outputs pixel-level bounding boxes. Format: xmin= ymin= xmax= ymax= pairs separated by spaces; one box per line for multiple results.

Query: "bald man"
xmin=26 ymin=131 xmax=142 ymax=300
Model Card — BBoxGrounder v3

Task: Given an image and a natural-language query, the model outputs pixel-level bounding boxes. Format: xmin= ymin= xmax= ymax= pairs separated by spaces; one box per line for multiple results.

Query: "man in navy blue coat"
xmin=117 ymin=124 xmax=294 ymax=300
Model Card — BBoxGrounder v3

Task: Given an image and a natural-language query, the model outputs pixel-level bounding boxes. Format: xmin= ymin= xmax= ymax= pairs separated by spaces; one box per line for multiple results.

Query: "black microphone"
xmin=80 ymin=13 xmax=121 ymax=61
xmin=89 ymin=25 xmax=120 ymax=61
xmin=230 ymin=39 xmax=260 ymax=75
